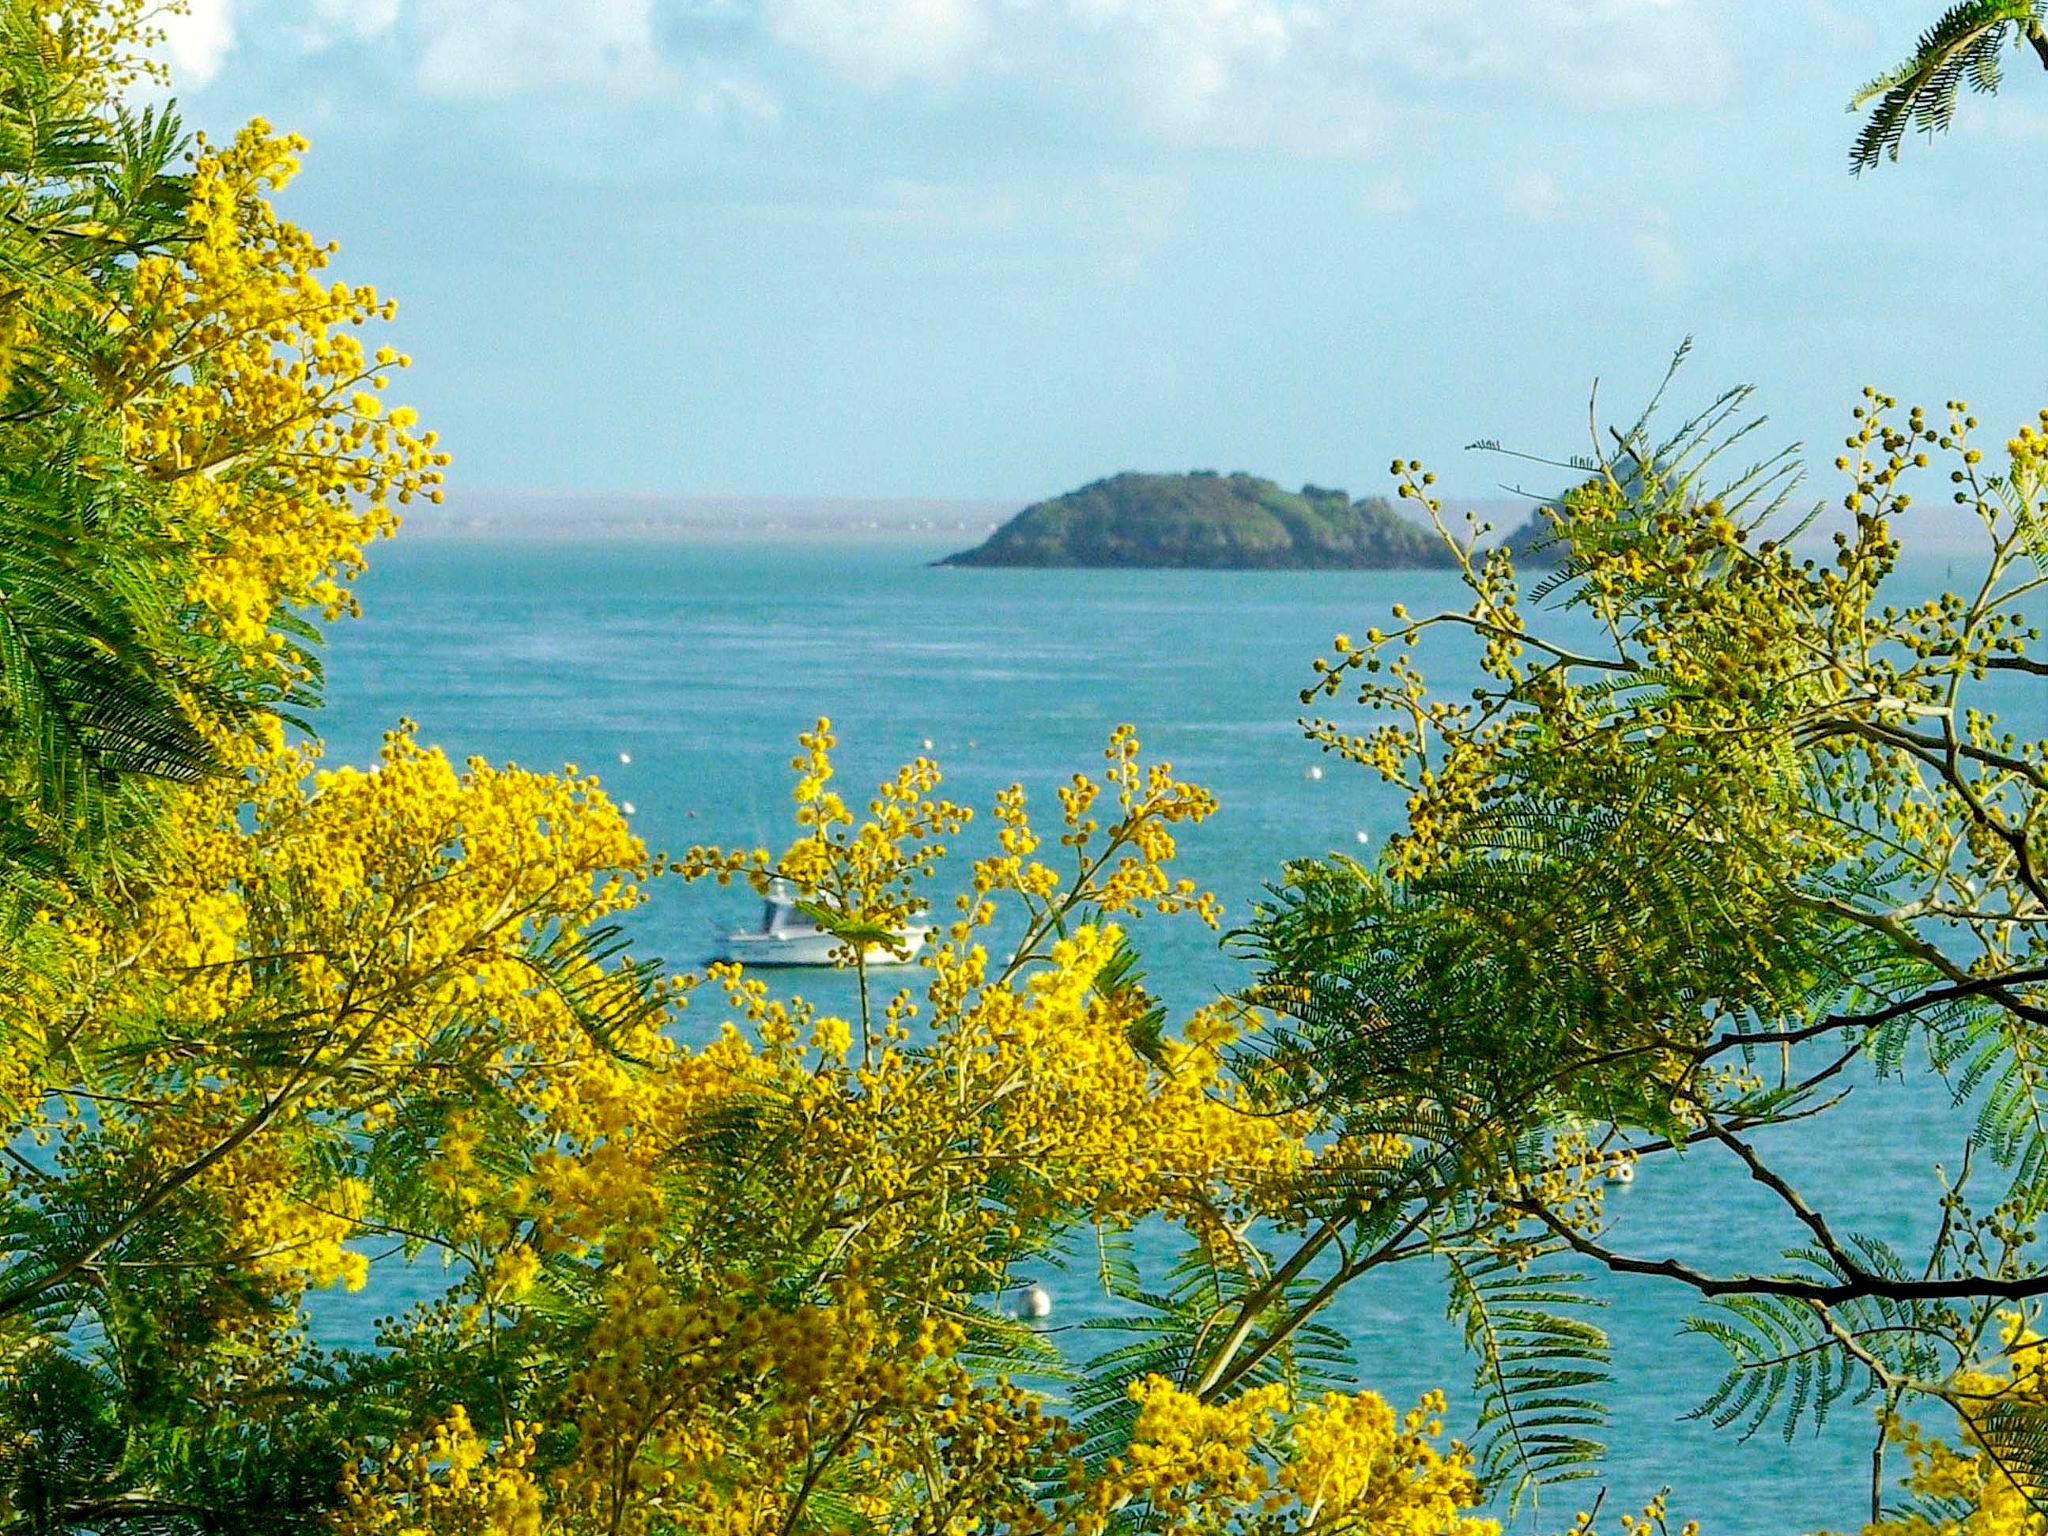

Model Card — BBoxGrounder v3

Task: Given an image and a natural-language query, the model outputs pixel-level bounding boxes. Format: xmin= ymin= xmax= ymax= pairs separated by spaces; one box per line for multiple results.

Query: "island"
xmin=938 ymin=471 xmax=1458 ymax=569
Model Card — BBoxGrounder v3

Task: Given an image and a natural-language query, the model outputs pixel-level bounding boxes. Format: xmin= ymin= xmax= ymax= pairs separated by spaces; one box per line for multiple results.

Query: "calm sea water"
xmin=310 ymin=536 xmax=2044 ymax=1532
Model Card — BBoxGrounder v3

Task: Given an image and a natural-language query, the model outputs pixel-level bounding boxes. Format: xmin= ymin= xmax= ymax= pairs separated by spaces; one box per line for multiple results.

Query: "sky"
xmin=157 ymin=0 xmax=2048 ymax=507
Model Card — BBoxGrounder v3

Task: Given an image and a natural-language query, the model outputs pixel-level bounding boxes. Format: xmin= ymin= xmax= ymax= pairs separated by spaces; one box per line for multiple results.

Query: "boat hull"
xmin=716 ymin=926 xmax=929 ymax=969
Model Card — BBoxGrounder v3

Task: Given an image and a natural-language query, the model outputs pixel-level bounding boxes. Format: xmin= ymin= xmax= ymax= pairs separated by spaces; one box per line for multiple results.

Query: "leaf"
xmin=1849 ymin=1 xmax=2042 ymax=171
xmin=1443 ymin=1246 xmax=1611 ymax=1508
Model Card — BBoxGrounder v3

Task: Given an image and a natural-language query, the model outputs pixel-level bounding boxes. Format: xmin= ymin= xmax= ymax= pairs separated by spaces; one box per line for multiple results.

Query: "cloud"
xmin=1388 ymin=0 xmax=1736 ymax=109
xmin=157 ymin=0 xmax=236 ymax=87
xmin=762 ymin=0 xmax=1385 ymax=153
xmin=762 ymin=0 xmax=1732 ymax=155
xmin=274 ymin=0 xmax=398 ymax=56
xmin=1501 ymin=168 xmax=1688 ymax=289
xmin=1083 ymin=0 xmax=1306 ymax=147
xmin=761 ymin=0 xmax=987 ymax=89
xmin=159 ymin=0 xmax=769 ymax=120
xmin=310 ymin=0 xmax=400 ymax=42
xmin=413 ymin=0 xmax=676 ymax=99
xmin=148 ymin=0 xmax=1734 ymax=165
xmin=154 ymin=0 xmax=668 ymax=98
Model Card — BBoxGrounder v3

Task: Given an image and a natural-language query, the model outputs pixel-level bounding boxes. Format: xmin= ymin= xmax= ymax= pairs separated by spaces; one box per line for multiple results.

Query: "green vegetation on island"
xmin=940 ymin=470 xmax=1458 ymax=569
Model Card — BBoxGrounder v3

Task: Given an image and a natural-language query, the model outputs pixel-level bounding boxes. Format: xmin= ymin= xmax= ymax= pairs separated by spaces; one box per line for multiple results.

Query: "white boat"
xmin=716 ymin=880 xmax=929 ymax=968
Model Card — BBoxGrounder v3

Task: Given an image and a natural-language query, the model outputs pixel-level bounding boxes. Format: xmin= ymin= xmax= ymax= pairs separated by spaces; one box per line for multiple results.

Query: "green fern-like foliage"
xmin=1851 ymin=1 xmax=2048 ymax=170
xmin=1442 ymin=1245 xmax=1610 ymax=1508
xmin=0 ymin=10 xmax=304 ymax=901
xmin=0 ymin=466 xmax=228 ymax=884
xmin=1068 ymin=1243 xmax=1356 ymax=1470
xmin=1242 ymin=768 xmax=1865 ymax=1152
xmin=0 ymin=1345 xmax=350 ymax=1534
xmin=1260 ymin=352 xmax=2048 ymax=1514
xmin=1962 ymin=1389 xmax=2048 ymax=1512
xmin=1686 ymin=1239 xmax=1943 ymax=1442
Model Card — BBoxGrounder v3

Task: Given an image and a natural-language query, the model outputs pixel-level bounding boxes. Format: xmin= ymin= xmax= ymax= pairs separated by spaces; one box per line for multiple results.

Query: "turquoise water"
xmin=312 ymin=537 xmax=2044 ymax=1532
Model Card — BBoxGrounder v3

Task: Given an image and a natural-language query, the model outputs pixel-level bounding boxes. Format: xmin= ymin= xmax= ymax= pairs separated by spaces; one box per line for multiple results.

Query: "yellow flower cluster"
xmin=33 ymin=724 xmax=655 ymax=1309
xmin=339 ymin=1406 xmax=544 ymax=1536
xmin=1497 ymin=1130 xmax=1637 ymax=1237
xmin=1853 ymin=1315 xmax=2048 ymax=1536
xmin=118 ymin=118 xmax=447 ymax=667
xmin=1084 ymin=1376 xmax=1497 ymax=1535
xmin=36 ymin=0 xmax=166 ymax=87
xmin=318 ymin=727 xmax=1473 ymax=1533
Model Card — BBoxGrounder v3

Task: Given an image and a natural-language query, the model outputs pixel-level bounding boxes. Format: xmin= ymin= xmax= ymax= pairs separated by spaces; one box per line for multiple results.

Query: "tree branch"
xmin=1515 ymin=1198 xmax=2048 ymax=1306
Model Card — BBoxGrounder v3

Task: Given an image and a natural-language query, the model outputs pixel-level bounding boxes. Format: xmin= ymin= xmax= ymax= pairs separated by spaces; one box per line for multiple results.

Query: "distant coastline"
xmin=391 ymin=487 xmax=1989 ymax=558
xmin=402 ymin=490 xmax=1020 ymax=543
xmin=400 ymin=487 xmax=1531 ymax=550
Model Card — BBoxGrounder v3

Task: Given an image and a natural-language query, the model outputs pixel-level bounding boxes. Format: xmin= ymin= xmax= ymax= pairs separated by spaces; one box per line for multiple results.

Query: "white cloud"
xmin=1375 ymin=0 xmax=1735 ymax=108
xmin=311 ymin=0 xmax=400 ymax=41
xmin=279 ymin=0 xmax=398 ymax=56
xmin=763 ymin=0 xmax=1385 ymax=152
xmin=157 ymin=0 xmax=236 ymax=87
xmin=1501 ymin=168 xmax=1688 ymax=289
xmin=762 ymin=0 xmax=1732 ymax=155
xmin=152 ymin=0 xmax=676 ymax=99
xmin=1081 ymin=0 xmax=1294 ymax=142
xmin=762 ymin=0 xmax=987 ymax=89
xmin=412 ymin=0 xmax=676 ymax=99
xmin=142 ymin=0 xmax=1735 ymax=165
xmin=1129 ymin=11 xmax=1387 ymax=155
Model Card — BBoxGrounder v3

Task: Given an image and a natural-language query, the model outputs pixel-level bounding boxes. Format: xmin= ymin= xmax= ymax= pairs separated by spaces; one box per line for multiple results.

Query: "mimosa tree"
xmin=15 ymin=2 xmax=2046 ymax=1532
xmin=1252 ymin=364 xmax=2048 ymax=1529
xmin=0 ymin=6 xmax=1500 ymax=1531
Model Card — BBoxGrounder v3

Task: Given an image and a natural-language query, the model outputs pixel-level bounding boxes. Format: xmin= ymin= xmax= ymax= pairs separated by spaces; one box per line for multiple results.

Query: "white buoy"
xmin=621 ymin=801 xmax=637 ymax=815
xmin=1612 ymin=1163 xmax=1636 ymax=1189
xmin=922 ymin=738 xmax=935 ymax=751
xmin=618 ymin=752 xmax=632 ymax=765
xmin=1023 ymin=1281 xmax=1052 ymax=1320
xmin=1355 ymin=830 xmax=1371 ymax=845
xmin=1306 ymin=765 xmax=1324 ymax=781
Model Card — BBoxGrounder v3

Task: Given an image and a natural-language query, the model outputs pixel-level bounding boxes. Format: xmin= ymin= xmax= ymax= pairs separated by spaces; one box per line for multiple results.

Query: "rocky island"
xmin=939 ymin=471 xmax=1458 ymax=569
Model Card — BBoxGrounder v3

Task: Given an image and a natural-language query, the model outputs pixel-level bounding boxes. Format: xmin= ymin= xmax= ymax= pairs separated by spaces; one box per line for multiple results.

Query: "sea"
xmin=305 ymin=530 xmax=2046 ymax=1533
